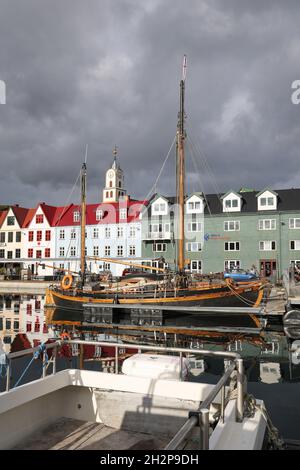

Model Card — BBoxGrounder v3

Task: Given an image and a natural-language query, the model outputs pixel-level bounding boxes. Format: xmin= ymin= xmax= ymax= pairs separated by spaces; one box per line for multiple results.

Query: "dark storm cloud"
xmin=0 ymin=0 xmax=300 ymax=207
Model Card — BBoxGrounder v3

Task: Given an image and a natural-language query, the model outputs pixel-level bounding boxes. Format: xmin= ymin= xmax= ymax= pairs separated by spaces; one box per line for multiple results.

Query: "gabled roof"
xmin=186 ymin=192 xmax=204 ymax=200
xmin=22 ymin=208 xmax=36 ymax=228
xmin=0 ymin=210 xmax=8 ymax=228
xmin=10 ymin=206 xmax=30 ymax=227
xmin=220 ymin=190 xmax=242 ymax=200
xmin=255 ymin=188 xmax=278 ymax=198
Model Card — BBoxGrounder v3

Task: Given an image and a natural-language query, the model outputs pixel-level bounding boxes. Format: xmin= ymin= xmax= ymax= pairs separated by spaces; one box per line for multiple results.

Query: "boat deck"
xmin=13 ymin=417 xmax=172 ymax=450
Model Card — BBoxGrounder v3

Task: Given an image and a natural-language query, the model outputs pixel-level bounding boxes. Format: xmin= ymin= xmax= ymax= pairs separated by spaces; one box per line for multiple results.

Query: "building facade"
xmin=141 ymin=188 xmax=300 ymax=279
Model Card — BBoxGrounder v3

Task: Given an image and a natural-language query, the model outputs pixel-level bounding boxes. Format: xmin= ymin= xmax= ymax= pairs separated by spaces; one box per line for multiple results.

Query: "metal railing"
xmin=4 ymin=339 xmax=245 ymax=450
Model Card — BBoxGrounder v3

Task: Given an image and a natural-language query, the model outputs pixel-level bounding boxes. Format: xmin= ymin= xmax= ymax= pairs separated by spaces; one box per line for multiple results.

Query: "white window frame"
xmin=104 ymin=246 xmax=111 ymax=256
xmin=70 ymin=247 xmax=76 ymax=257
xmin=129 ymin=226 xmax=136 ymax=237
xmin=290 ymin=240 xmax=300 ymax=250
xmin=117 ymin=245 xmax=124 ymax=257
xmin=117 ymin=227 xmax=124 ymax=238
xmin=59 ymin=229 xmax=65 ymax=240
xmin=259 ymin=240 xmax=276 ymax=251
xmin=73 ymin=211 xmax=80 ymax=222
xmin=70 ymin=229 xmax=76 ymax=239
xmin=96 ymin=209 xmax=103 ymax=221
xmin=186 ymin=242 xmax=202 ymax=252
xmin=59 ymin=247 xmax=65 ymax=257
xmin=187 ymin=222 xmax=202 ymax=232
xmin=289 ymin=218 xmax=300 ymax=229
xmin=224 ymin=220 xmax=240 ymax=231
xmin=93 ymin=246 xmax=99 ymax=256
xmin=224 ymin=260 xmax=241 ymax=270
xmin=129 ymin=245 xmax=136 ymax=256
xmin=119 ymin=208 xmax=127 ymax=220
xmin=105 ymin=227 xmax=111 ymax=238
xmin=224 ymin=242 xmax=240 ymax=251
xmin=93 ymin=228 xmax=99 ymax=238
xmin=153 ymin=243 xmax=167 ymax=252
xmin=258 ymin=219 xmax=276 ymax=230
xmin=190 ymin=260 xmax=202 ymax=273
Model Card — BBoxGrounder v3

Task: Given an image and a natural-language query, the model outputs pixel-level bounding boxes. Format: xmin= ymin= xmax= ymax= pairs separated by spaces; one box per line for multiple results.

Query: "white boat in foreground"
xmin=0 ymin=339 xmax=283 ymax=450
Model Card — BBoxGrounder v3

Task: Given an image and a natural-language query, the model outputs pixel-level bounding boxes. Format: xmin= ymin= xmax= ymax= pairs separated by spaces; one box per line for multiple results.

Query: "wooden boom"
xmin=37 ymin=263 xmax=80 ymax=275
xmin=87 ymin=256 xmax=166 ymax=273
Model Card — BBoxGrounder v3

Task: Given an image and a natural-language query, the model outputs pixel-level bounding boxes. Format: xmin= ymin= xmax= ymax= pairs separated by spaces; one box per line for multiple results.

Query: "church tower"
xmin=102 ymin=146 xmax=126 ymax=203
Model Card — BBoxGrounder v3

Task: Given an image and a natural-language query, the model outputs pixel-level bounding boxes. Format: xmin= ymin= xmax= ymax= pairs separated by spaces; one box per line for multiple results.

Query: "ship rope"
xmin=13 ymin=343 xmax=48 ymax=389
xmin=226 ymin=373 xmax=285 ymax=449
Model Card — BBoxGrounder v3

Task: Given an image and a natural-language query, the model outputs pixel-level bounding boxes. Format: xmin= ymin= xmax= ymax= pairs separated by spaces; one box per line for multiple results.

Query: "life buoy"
xmin=61 ymin=273 xmax=73 ymax=290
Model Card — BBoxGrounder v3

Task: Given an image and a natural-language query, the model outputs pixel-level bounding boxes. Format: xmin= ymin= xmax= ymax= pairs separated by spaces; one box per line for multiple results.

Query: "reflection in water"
xmin=1 ymin=293 xmax=300 ymax=385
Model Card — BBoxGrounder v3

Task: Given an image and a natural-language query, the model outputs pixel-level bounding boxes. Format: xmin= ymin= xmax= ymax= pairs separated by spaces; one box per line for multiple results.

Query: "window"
xmin=129 ymin=245 xmax=136 ymax=256
xmin=37 ymin=231 xmax=42 ymax=241
xmin=105 ymin=227 xmax=111 ymax=238
xmin=186 ymin=242 xmax=202 ymax=252
xmin=190 ymin=260 xmax=202 ymax=273
xmin=259 ymin=241 xmax=276 ymax=251
xmin=258 ymin=219 xmax=276 ymax=230
xmin=93 ymin=228 xmax=99 ymax=238
xmin=150 ymin=223 xmax=162 ymax=233
xmin=43 ymin=323 xmax=48 ymax=334
xmin=16 ymin=232 xmax=21 ymax=242
xmin=71 ymin=229 xmax=76 ymax=239
xmin=8 ymin=232 xmax=13 ymax=243
xmin=26 ymin=322 xmax=32 ymax=332
xmin=70 ymin=247 xmax=76 ymax=257
xmin=73 ymin=211 xmax=80 ymax=222
xmin=0 ymin=249 xmax=4 ymax=258
xmin=28 ymin=231 xmax=34 ymax=241
xmin=13 ymin=320 xmax=19 ymax=331
xmin=7 ymin=251 xmax=12 ymax=259
xmin=27 ymin=304 xmax=32 ymax=315
xmin=289 ymin=218 xmax=300 ymax=229
xmin=105 ymin=246 xmax=111 ymax=256
xmin=260 ymin=197 xmax=274 ymax=207
xmin=153 ymin=202 xmax=167 ymax=215
xmin=225 ymin=199 xmax=238 ymax=208
xmin=34 ymin=320 xmax=40 ymax=333
xmin=7 ymin=216 xmax=15 ymax=226
xmin=117 ymin=245 xmax=123 ymax=257
xmin=35 ymin=300 xmax=41 ymax=310
xmin=187 ymin=222 xmax=202 ymax=232
xmin=28 ymin=249 xmax=33 ymax=258
xmin=224 ymin=221 xmax=240 ymax=231
xmin=225 ymin=242 xmax=240 ymax=251
xmin=225 ymin=260 xmax=240 ymax=270
xmin=36 ymin=250 xmax=42 ymax=259
xmin=117 ymin=227 xmax=123 ymax=238
xmin=290 ymin=240 xmax=300 ymax=250
xmin=104 ymin=262 xmax=110 ymax=271
xmin=0 ymin=233 xmax=5 ymax=243
xmin=188 ymin=201 xmax=200 ymax=211
xmin=59 ymin=247 xmax=65 ymax=257
xmin=45 ymin=248 xmax=50 ymax=258
xmin=6 ymin=319 xmax=11 ymax=330
xmin=36 ymin=214 xmax=44 ymax=224
xmin=45 ymin=230 xmax=51 ymax=241
xmin=96 ymin=209 xmax=104 ymax=220
xmin=129 ymin=226 xmax=136 ymax=237
xmin=15 ymin=249 xmax=21 ymax=259
xmin=120 ymin=208 xmax=127 ymax=220
xmin=153 ymin=243 xmax=167 ymax=252
xmin=59 ymin=229 xmax=65 ymax=239
xmin=93 ymin=246 xmax=99 ymax=256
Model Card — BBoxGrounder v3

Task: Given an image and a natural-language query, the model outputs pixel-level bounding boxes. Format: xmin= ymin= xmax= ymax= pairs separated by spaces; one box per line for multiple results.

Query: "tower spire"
xmin=112 ymin=145 xmax=118 ymax=168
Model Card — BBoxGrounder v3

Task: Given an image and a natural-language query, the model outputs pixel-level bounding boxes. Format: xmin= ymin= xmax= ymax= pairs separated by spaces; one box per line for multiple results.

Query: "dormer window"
xmin=120 ymin=208 xmax=127 ymax=220
xmin=96 ymin=209 xmax=104 ymax=221
xmin=222 ymin=192 xmax=241 ymax=213
xmin=73 ymin=211 xmax=80 ymax=222
xmin=151 ymin=197 xmax=168 ymax=216
xmin=257 ymin=190 xmax=277 ymax=211
xmin=186 ymin=195 xmax=203 ymax=214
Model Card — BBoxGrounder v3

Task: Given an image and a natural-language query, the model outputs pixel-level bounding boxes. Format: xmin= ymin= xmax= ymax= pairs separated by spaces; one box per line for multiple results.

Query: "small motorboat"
xmin=224 ymin=270 xmax=258 ymax=282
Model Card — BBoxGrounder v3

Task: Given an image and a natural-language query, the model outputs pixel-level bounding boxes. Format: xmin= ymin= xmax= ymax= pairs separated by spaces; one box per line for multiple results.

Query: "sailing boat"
xmin=46 ymin=57 xmax=265 ymax=315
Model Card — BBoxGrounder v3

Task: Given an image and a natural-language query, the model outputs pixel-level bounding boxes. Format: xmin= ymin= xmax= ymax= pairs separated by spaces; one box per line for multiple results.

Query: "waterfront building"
xmin=141 ymin=188 xmax=300 ymax=279
xmin=0 ymin=206 xmax=29 ymax=275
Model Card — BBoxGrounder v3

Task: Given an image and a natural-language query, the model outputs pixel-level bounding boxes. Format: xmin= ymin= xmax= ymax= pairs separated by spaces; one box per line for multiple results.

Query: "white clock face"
xmin=108 ymin=170 xmax=114 ymax=178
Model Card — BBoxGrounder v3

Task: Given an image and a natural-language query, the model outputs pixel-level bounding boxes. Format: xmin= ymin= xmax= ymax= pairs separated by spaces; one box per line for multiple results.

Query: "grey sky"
xmin=0 ymin=0 xmax=300 ymax=207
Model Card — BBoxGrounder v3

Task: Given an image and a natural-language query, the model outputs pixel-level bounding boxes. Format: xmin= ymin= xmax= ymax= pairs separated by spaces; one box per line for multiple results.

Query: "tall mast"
xmin=176 ymin=55 xmax=187 ymax=272
xmin=80 ymin=161 xmax=87 ymax=281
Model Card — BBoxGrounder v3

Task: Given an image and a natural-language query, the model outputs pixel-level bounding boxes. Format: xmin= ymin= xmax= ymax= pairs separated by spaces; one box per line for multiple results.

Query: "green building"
xmin=141 ymin=188 xmax=300 ymax=279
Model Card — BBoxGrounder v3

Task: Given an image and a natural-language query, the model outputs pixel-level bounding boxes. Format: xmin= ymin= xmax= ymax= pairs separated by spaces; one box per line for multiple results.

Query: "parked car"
xmin=223 ymin=269 xmax=258 ymax=282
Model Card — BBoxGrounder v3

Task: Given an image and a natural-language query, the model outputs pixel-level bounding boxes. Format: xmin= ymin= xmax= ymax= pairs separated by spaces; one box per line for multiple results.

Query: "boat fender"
xmin=61 ymin=273 xmax=73 ymax=290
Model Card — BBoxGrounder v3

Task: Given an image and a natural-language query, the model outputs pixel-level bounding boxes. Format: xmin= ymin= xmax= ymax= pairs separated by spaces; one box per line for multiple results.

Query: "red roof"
xmin=0 ymin=210 xmax=8 ymax=228
xmin=11 ymin=206 xmax=30 ymax=227
xmin=19 ymin=198 xmax=147 ymax=228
